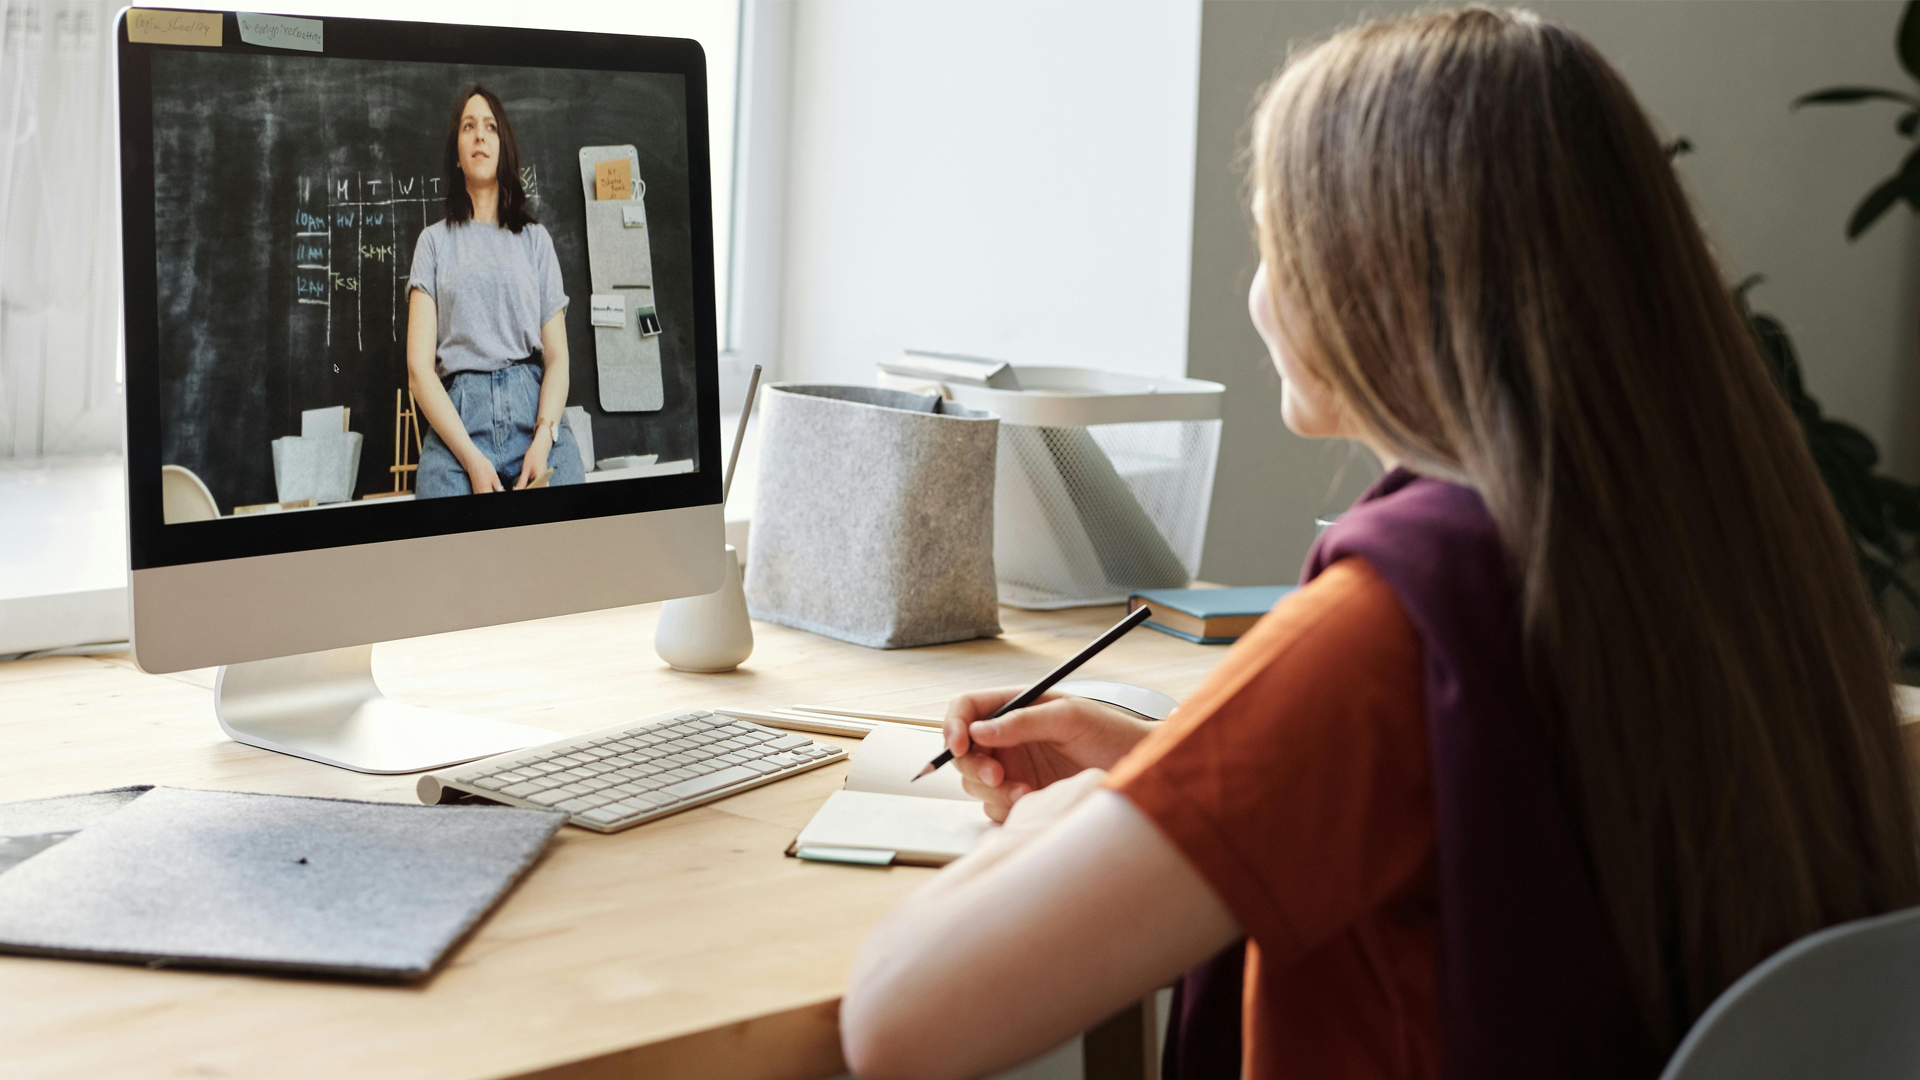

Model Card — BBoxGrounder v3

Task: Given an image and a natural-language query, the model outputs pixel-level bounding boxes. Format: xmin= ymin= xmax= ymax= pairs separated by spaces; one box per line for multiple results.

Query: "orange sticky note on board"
xmin=127 ymin=9 xmax=223 ymax=47
xmin=594 ymin=158 xmax=632 ymax=201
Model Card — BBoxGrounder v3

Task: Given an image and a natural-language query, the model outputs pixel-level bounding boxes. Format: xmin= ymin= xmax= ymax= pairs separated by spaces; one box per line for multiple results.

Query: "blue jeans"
xmin=417 ymin=364 xmax=586 ymax=498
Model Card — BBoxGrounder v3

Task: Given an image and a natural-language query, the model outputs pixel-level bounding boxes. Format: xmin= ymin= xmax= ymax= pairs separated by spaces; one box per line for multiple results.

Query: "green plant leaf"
xmin=1902 ymin=0 xmax=1920 ymax=83
xmin=1793 ymin=86 xmax=1920 ymax=108
xmin=1850 ymin=172 xmax=1909 ymax=237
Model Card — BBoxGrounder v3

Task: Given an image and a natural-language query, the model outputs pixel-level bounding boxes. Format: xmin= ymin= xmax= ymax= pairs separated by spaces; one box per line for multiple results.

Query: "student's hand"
xmin=514 ymin=431 xmax=552 ymax=490
xmin=943 ymin=689 xmax=1157 ymax=823
xmin=461 ymin=451 xmax=505 ymax=493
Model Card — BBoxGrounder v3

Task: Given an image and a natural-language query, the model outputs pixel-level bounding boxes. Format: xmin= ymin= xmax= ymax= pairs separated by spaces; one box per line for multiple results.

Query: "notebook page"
xmin=795 ymin=790 xmax=993 ymax=865
xmin=845 ymin=723 xmax=974 ymax=802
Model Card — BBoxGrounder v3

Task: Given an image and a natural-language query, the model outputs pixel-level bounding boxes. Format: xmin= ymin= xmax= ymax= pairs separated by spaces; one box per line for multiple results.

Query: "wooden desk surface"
xmin=0 ymin=601 xmax=1224 ymax=1080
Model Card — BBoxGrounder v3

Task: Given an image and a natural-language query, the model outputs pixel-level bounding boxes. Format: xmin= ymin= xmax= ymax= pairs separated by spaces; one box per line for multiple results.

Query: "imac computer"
xmin=117 ymin=11 xmax=726 ymax=774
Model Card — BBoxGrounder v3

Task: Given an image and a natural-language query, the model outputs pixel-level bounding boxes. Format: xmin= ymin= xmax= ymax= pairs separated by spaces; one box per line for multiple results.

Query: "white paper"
xmin=795 ymin=790 xmax=992 ymax=865
xmin=845 ymin=723 xmax=974 ymax=802
xmin=589 ymin=293 xmax=626 ymax=328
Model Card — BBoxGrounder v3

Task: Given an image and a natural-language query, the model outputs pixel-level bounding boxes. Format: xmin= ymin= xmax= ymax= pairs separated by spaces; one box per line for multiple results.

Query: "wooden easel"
xmin=364 ymin=388 xmax=422 ymax=498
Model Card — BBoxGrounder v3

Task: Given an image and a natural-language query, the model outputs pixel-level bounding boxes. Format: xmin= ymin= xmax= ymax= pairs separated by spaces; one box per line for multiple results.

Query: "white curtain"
xmin=0 ymin=1 xmax=121 ymax=459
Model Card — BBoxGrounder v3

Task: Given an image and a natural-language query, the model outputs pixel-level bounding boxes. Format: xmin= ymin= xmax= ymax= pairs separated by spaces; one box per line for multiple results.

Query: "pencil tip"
xmin=911 ymin=767 xmax=929 ymax=782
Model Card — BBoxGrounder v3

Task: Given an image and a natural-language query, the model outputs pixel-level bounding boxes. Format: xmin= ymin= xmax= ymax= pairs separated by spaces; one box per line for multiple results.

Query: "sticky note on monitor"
xmin=594 ymin=158 xmax=632 ymax=201
xmin=127 ymin=9 xmax=224 ymax=47
xmin=236 ymin=12 xmax=324 ymax=52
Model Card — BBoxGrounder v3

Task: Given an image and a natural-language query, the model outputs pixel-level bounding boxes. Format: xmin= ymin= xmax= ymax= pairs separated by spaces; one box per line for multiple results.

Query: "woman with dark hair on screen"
xmin=406 ymin=84 xmax=583 ymax=497
xmin=838 ymin=9 xmax=1920 ymax=1080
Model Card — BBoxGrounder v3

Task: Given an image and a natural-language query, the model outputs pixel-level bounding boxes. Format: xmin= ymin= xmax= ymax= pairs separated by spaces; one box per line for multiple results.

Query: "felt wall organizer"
xmin=578 ymin=145 xmax=663 ymax=413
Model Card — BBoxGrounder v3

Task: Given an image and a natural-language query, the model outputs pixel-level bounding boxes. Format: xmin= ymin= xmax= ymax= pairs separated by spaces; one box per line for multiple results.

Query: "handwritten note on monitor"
xmin=128 ymin=9 xmax=222 ymax=47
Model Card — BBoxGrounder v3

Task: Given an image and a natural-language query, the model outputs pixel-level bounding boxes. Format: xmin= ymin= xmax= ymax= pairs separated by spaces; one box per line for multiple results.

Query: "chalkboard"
xmin=149 ymin=51 xmax=702 ymax=512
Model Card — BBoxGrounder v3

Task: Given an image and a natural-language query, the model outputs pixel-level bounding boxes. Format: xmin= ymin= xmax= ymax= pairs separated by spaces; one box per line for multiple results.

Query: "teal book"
xmin=1127 ymin=585 xmax=1297 ymax=644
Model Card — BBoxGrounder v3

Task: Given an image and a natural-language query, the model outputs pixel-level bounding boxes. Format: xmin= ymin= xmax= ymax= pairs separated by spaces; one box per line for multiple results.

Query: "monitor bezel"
xmin=118 ymin=9 xmax=724 ymax=572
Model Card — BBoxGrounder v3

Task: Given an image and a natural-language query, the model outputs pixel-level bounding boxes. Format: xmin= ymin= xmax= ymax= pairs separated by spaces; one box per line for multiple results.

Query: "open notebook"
xmin=789 ymin=724 xmax=995 ymax=866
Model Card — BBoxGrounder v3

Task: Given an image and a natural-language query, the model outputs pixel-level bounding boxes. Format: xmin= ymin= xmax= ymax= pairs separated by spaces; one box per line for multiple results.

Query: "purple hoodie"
xmin=1163 ymin=468 xmax=1660 ymax=1080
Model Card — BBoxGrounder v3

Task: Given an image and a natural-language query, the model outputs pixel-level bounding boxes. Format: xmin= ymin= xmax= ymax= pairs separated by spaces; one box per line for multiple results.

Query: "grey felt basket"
xmin=744 ymin=384 xmax=1001 ymax=649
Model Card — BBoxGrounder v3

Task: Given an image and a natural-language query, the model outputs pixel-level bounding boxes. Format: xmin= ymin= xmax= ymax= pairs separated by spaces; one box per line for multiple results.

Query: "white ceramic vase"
xmin=654 ymin=545 xmax=754 ymax=672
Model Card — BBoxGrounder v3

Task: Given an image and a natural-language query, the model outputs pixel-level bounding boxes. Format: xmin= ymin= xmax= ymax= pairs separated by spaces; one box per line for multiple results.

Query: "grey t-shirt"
xmin=407 ymin=219 xmax=568 ymax=378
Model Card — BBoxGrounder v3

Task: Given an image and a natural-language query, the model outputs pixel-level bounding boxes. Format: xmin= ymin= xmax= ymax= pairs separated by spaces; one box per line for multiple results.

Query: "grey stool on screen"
xmin=1659 ymin=906 xmax=1920 ymax=1080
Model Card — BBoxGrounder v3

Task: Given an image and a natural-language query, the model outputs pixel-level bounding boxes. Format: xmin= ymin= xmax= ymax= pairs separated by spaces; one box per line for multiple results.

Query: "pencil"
xmin=911 ymin=604 xmax=1155 ymax=781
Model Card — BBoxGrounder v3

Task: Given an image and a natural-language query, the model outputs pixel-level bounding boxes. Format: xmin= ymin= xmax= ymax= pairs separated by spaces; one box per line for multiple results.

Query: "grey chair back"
xmin=1660 ymin=906 xmax=1920 ymax=1080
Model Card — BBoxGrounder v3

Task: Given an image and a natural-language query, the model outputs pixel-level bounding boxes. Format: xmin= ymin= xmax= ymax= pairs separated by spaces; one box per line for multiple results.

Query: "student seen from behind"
xmin=838 ymin=8 xmax=1920 ymax=1080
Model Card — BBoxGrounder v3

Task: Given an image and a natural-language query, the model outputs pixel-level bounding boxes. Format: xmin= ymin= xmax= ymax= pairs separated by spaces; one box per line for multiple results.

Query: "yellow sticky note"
xmin=594 ymin=158 xmax=632 ymax=202
xmin=127 ymin=9 xmax=223 ymax=47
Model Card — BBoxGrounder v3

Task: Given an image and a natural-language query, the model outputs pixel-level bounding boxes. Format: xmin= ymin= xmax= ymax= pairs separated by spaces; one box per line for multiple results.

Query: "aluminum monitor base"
xmin=214 ymin=645 xmax=560 ymax=775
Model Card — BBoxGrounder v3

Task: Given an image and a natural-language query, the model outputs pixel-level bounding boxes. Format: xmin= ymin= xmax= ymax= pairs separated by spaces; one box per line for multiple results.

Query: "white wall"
xmin=1188 ymin=0 xmax=1920 ymax=585
xmin=778 ymin=0 xmax=1203 ymax=385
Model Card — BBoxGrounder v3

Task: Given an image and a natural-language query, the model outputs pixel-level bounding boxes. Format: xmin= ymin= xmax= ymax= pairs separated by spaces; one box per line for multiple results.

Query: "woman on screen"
xmin=406 ymin=84 xmax=583 ymax=497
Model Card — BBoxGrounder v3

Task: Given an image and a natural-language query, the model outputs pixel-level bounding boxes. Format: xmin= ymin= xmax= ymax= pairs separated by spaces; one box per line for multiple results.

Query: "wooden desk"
xmin=0 ymin=601 xmax=1223 ymax=1080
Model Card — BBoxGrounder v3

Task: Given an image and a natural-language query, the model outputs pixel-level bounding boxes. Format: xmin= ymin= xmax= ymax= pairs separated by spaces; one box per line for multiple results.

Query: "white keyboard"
xmin=416 ymin=709 xmax=847 ymax=833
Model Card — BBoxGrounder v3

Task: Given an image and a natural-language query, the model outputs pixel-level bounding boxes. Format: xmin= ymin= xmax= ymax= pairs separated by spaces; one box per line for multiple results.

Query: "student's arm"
xmin=840 ymin=775 xmax=1240 ymax=1080
xmin=407 ymin=288 xmax=501 ymax=493
xmin=514 ymin=310 xmax=570 ymax=489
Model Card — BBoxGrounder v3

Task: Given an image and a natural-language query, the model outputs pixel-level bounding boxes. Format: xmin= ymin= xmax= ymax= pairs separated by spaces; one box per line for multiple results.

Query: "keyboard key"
xmin=765 ymin=734 xmax=813 ymax=751
xmin=578 ymin=793 xmax=614 ymax=808
xmin=502 ymin=782 xmax=542 ymax=798
xmin=762 ymin=753 xmax=804 ymax=769
xmin=557 ymin=799 xmax=595 ymax=814
xmin=661 ymin=765 xmax=760 ymax=800
xmin=468 ymin=775 xmax=509 ymax=791
xmin=528 ymin=790 xmax=568 ymax=807
xmin=582 ymin=807 xmax=629 ymax=826
xmin=493 ymin=770 xmax=531 ymax=783
xmin=661 ymin=768 xmax=697 ymax=782
xmin=738 ymin=759 xmax=779 ymax=775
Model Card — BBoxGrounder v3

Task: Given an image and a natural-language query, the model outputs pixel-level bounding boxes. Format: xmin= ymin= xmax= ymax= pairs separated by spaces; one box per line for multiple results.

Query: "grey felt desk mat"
xmin=0 ymin=786 xmax=565 ymax=981
xmin=0 ymin=786 xmax=151 ymax=873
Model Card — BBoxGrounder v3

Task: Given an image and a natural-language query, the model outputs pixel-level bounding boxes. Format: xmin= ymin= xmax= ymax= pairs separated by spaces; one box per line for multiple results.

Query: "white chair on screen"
xmin=160 ymin=465 xmax=219 ymax=523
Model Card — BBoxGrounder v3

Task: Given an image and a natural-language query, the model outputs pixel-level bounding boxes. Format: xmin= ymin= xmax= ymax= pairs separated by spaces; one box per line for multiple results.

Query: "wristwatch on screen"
xmin=536 ymin=417 xmax=561 ymax=444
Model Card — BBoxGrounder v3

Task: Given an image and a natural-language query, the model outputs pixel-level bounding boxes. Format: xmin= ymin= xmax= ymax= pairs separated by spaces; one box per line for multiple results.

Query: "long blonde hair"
xmin=1253 ymin=6 xmax=1919 ymax=1049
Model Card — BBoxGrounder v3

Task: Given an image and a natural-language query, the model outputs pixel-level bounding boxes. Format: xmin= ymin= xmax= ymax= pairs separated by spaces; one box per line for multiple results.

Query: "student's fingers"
xmin=960 ymin=778 xmax=1027 ymax=824
xmin=512 ymin=465 xmax=530 ymax=490
xmin=952 ymin=748 xmax=1004 ymax=789
xmin=967 ymin=698 xmax=1092 ymax=750
xmin=943 ymin=687 xmax=1027 ymax=757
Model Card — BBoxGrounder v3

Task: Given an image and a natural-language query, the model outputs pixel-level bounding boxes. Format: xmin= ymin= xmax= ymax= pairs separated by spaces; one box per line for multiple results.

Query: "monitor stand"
xmin=214 ymin=645 xmax=560 ymax=775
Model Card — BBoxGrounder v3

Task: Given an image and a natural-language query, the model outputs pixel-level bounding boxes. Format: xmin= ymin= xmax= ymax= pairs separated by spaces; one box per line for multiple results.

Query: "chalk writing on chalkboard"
xmin=293 ymin=167 xmax=541 ymax=354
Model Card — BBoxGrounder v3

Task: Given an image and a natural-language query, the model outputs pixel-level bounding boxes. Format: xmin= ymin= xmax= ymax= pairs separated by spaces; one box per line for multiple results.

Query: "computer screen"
xmin=120 ymin=12 xmax=721 ymax=572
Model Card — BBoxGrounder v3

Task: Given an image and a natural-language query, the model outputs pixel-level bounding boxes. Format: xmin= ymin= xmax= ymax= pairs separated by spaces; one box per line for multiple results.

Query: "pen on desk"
xmin=912 ymin=604 xmax=1156 ymax=781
